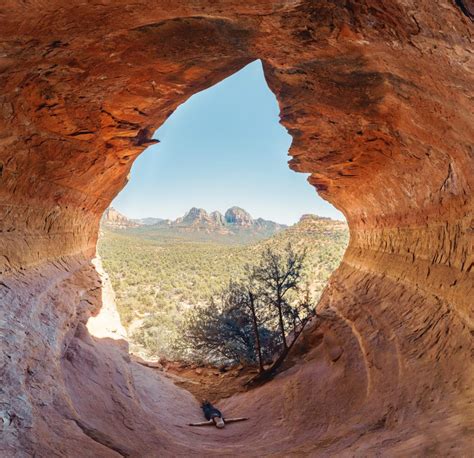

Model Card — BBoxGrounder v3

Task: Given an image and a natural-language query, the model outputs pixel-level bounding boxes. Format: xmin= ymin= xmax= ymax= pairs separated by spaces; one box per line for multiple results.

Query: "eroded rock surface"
xmin=0 ymin=1 xmax=473 ymax=456
xmin=101 ymin=208 xmax=139 ymax=230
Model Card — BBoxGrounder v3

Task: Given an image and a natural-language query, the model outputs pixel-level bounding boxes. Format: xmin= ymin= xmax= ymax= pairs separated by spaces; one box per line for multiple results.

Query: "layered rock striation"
xmin=0 ymin=1 xmax=473 ymax=456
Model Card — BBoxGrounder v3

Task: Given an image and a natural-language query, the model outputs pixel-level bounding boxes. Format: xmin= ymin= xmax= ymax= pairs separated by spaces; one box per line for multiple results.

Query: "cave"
xmin=1 ymin=1 xmax=473 ymax=456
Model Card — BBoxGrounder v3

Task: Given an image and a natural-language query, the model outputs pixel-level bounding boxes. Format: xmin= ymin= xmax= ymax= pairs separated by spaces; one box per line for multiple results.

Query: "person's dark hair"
xmin=201 ymin=401 xmax=222 ymax=420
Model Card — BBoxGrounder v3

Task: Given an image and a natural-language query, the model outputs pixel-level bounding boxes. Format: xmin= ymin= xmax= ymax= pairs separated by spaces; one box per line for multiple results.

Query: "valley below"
xmin=98 ymin=207 xmax=349 ymax=362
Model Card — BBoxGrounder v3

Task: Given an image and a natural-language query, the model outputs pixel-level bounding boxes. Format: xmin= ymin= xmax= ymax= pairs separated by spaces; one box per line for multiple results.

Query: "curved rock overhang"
xmin=0 ymin=1 xmax=473 ymax=456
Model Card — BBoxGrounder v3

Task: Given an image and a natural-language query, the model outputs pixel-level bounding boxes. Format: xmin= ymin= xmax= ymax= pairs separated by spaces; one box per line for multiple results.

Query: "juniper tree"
xmin=251 ymin=243 xmax=307 ymax=350
xmin=225 ymin=280 xmax=265 ymax=372
xmin=180 ymin=244 xmax=314 ymax=368
xmin=179 ymin=286 xmax=277 ymax=366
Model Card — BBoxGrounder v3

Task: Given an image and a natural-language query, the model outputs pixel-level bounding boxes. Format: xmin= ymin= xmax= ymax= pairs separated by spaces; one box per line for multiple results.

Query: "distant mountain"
xmin=254 ymin=217 xmax=285 ymax=233
xmin=224 ymin=206 xmax=253 ymax=226
xmin=259 ymin=213 xmax=348 ymax=252
xmin=172 ymin=206 xmax=287 ymax=237
xmin=102 ymin=208 xmax=139 ymax=229
xmin=102 ymin=206 xmax=287 ymax=241
xmin=210 ymin=211 xmax=226 ymax=226
xmin=171 ymin=206 xmax=275 ymax=228
xmin=175 ymin=207 xmax=223 ymax=229
xmin=133 ymin=217 xmax=169 ymax=226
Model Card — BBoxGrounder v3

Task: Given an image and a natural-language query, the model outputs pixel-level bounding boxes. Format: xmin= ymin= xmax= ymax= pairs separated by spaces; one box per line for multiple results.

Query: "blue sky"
xmin=112 ymin=60 xmax=344 ymax=225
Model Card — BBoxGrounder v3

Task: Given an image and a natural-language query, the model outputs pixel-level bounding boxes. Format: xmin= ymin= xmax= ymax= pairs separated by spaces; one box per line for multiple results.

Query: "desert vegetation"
xmin=179 ymin=244 xmax=317 ymax=375
xmin=98 ymin=215 xmax=348 ymax=363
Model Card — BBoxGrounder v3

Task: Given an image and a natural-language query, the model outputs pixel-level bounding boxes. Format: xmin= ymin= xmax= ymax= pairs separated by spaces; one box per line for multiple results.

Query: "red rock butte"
xmin=0 ymin=1 xmax=473 ymax=456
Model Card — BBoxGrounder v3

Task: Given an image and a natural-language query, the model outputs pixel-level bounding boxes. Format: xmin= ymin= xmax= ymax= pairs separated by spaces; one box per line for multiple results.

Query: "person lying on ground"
xmin=188 ymin=401 xmax=248 ymax=428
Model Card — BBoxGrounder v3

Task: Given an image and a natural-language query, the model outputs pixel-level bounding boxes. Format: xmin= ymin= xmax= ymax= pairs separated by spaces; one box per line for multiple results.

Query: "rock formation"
xmin=134 ymin=206 xmax=286 ymax=235
xmin=175 ymin=207 xmax=217 ymax=228
xmin=224 ymin=206 xmax=254 ymax=226
xmin=101 ymin=207 xmax=139 ymax=229
xmin=0 ymin=1 xmax=472 ymax=456
xmin=210 ymin=210 xmax=226 ymax=226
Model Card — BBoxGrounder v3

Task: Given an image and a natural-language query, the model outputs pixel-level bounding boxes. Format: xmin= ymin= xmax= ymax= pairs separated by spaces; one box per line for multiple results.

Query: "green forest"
xmin=98 ymin=215 xmax=349 ymax=361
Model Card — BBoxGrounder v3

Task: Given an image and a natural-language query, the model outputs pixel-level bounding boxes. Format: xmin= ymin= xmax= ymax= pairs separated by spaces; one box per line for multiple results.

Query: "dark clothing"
xmin=202 ymin=402 xmax=222 ymax=420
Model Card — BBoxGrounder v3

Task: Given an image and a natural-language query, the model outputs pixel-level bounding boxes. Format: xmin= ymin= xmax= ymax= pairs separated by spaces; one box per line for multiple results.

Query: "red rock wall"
xmin=1 ymin=1 xmax=472 ymax=455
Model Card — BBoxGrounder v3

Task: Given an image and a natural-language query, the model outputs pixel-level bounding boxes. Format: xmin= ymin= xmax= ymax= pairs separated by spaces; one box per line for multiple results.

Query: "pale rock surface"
xmin=86 ymin=257 xmax=127 ymax=341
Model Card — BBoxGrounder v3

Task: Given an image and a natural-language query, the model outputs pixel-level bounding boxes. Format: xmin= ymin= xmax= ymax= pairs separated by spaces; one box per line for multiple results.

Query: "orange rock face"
xmin=0 ymin=1 xmax=472 ymax=456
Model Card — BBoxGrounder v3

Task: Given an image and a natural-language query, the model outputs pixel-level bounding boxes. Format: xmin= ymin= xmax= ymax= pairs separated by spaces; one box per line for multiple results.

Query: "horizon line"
xmin=106 ymin=205 xmax=347 ymax=225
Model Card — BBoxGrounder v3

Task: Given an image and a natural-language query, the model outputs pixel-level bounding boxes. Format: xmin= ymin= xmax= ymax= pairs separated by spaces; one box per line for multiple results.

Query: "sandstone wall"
xmin=0 ymin=1 xmax=472 ymax=455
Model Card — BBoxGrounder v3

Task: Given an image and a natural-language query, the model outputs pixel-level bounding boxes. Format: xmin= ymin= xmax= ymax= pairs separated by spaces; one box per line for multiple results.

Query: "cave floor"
xmin=59 ymin=316 xmax=473 ymax=457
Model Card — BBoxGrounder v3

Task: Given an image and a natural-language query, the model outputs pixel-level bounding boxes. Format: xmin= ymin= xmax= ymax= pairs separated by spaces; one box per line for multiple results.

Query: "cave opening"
xmin=2 ymin=3 xmax=472 ymax=454
xmin=93 ymin=60 xmax=349 ymax=390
